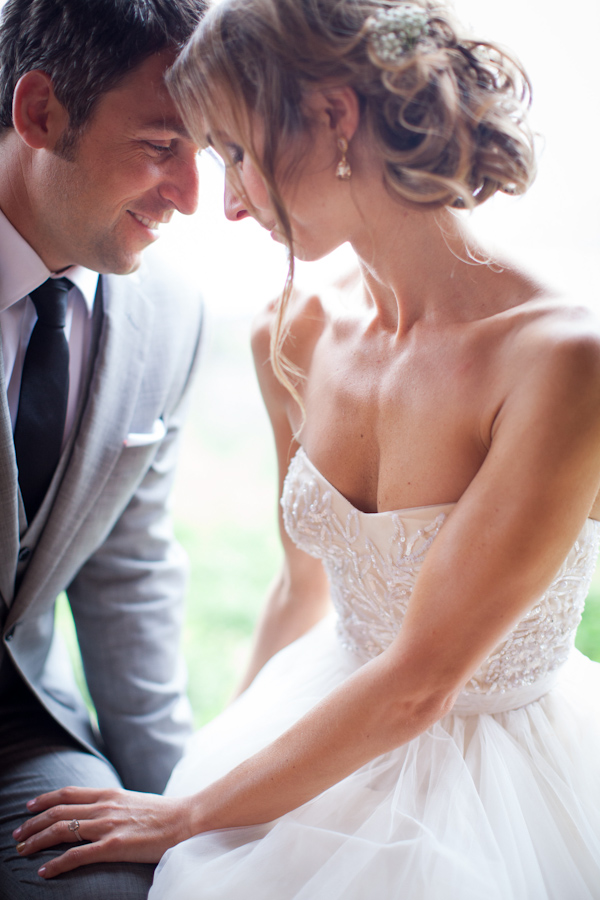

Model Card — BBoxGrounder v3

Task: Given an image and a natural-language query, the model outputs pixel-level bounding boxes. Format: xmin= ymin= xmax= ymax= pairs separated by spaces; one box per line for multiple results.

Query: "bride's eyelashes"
xmin=202 ymin=142 xmax=244 ymax=171
xmin=224 ymin=142 xmax=244 ymax=166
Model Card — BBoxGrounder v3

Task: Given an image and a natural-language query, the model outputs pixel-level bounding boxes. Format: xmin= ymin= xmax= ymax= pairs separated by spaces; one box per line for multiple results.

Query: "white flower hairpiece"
xmin=366 ymin=3 xmax=431 ymax=64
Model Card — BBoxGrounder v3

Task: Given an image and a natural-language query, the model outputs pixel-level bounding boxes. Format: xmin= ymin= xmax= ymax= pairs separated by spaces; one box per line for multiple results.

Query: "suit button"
xmin=5 ymin=626 xmax=15 ymax=641
xmin=18 ymin=547 xmax=31 ymax=562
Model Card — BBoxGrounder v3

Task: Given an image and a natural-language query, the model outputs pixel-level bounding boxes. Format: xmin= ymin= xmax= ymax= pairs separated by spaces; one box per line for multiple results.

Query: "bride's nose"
xmin=224 ymin=182 xmax=250 ymax=221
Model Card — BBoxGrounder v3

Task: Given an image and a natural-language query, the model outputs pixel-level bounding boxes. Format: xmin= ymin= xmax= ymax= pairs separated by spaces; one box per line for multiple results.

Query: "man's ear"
xmin=302 ymin=86 xmax=360 ymax=143
xmin=12 ymin=70 xmax=70 ymax=150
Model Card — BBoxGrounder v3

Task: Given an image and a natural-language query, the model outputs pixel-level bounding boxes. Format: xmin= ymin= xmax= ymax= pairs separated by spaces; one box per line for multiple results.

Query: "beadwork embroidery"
xmin=282 ymin=449 xmax=600 ymax=696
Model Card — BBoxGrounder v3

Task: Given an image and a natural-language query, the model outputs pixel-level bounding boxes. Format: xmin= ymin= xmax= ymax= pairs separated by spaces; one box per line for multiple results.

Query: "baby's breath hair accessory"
xmin=366 ymin=3 xmax=431 ymax=64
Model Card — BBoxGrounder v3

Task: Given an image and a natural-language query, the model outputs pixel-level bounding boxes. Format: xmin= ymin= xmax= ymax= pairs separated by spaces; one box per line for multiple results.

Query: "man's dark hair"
xmin=0 ymin=0 xmax=207 ymax=135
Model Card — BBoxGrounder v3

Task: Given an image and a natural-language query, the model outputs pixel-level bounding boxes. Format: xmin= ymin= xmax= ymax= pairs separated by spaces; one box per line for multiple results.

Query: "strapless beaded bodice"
xmin=282 ymin=448 xmax=600 ymax=712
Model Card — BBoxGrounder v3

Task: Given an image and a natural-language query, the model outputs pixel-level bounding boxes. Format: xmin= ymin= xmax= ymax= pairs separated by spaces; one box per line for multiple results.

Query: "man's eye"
xmin=145 ymin=142 xmax=172 ymax=156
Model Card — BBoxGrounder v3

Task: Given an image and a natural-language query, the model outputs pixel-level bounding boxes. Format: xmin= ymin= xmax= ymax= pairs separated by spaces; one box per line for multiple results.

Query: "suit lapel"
xmin=0 ymin=330 xmax=19 ymax=608
xmin=10 ymin=273 xmax=154 ymax=618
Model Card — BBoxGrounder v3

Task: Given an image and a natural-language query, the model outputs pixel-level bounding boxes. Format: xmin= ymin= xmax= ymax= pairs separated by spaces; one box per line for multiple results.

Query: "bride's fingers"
xmin=15 ymin=815 xmax=98 ymax=858
xmin=13 ymin=788 xmax=121 ymax=845
xmin=14 ymin=789 xmax=189 ymax=876
xmin=14 ymin=805 xmax=93 ymax=844
xmin=26 ymin=785 xmax=107 ymax=813
xmin=37 ymin=840 xmax=110 ymax=880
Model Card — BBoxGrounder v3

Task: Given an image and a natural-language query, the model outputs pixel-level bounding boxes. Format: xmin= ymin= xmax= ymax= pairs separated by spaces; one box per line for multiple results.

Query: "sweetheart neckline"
xmin=296 ymin=447 xmax=600 ymax=525
xmin=296 ymin=447 xmax=456 ymax=519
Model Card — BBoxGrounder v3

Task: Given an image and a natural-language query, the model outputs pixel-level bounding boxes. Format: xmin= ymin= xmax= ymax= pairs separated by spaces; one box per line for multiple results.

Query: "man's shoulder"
xmin=102 ymin=242 xmax=203 ymax=330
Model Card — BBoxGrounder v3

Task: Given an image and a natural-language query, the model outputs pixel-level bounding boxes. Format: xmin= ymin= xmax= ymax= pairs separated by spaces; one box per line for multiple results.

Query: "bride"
xmin=14 ymin=1 xmax=600 ymax=897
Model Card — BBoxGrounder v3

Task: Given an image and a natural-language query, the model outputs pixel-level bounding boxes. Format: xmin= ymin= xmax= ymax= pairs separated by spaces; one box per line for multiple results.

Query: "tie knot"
xmin=29 ymin=277 xmax=72 ymax=328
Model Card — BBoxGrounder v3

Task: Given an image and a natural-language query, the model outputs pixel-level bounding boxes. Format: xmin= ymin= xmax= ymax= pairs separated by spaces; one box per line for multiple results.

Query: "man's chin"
xmin=90 ymin=248 xmax=145 ymax=276
xmin=116 ymin=255 xmax=143 ymax=275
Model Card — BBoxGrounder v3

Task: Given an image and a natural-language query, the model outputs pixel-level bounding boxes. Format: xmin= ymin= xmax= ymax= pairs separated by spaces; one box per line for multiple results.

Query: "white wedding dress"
xmin=150 ymin=448 xmax=600 ymax=899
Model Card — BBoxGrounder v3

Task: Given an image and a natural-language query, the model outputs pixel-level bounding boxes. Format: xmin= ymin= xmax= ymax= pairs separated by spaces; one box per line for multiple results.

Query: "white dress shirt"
xmin=0 ymin=209 xmax=99 ymax=447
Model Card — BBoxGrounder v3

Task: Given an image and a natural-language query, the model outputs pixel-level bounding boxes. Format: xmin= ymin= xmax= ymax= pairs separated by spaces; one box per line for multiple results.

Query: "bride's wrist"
xmin=171 ymin=794 xmax=210 ymax=844
xmin=182 ymin=790 xmax=219 ymax=838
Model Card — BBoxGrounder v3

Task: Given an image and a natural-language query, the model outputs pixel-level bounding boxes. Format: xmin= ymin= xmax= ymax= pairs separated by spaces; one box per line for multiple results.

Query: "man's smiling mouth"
xmin=129 ymin=211 xmax=171 ymax=229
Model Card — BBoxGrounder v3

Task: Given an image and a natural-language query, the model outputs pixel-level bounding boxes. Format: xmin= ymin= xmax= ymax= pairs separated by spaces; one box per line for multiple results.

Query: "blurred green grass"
xmin=576 ymin=584 xmax=600 ymax=662
xmin=176 ymin=519 xmax=281 ymax=725
xmin=56 ymin=314 xmax=600 ymax=728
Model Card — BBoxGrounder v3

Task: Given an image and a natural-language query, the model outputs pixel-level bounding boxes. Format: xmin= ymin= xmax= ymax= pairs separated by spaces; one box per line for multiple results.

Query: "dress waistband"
xmin=451 ymin=671 xmax=559 ymax=715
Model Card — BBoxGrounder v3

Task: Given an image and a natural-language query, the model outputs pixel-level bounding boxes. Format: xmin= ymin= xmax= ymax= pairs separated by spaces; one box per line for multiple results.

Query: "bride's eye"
xmin=225 ymin=143 xmax=244 ymax=166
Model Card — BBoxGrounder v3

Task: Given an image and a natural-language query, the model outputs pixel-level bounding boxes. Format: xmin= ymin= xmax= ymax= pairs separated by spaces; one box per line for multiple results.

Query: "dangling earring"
xmin=336 ymin=136 xmax=352 ymax=180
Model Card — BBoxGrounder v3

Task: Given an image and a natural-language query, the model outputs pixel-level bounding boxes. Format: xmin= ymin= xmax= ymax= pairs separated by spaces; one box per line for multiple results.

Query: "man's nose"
xmin=224 ymin=180 xmax=249 ymax=221
xmin=159 ymin=154 xmax=200 ymax=216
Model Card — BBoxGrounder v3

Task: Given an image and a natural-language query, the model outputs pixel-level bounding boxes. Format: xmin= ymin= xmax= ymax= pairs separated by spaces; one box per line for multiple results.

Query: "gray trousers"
xmin=0 ymin=686 xmax=155 ymax=899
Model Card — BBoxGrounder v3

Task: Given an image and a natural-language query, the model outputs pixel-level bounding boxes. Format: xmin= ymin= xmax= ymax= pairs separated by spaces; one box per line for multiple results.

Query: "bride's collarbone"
xmin=297 ymin=313 xmax=566 ymax=515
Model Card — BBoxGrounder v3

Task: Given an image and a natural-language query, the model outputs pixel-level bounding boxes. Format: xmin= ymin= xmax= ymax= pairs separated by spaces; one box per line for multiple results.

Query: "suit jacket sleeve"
xmin=66 ymin=266 xmax=202 ymax=794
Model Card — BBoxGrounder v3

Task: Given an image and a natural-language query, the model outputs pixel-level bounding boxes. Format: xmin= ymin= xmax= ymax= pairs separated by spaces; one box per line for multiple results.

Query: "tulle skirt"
xmin=150 ymin=617 xmax=600 ymax=900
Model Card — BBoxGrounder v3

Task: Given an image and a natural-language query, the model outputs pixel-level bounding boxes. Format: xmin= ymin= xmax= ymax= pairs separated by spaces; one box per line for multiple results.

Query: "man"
xmin=0 ymin=1 xmax=207 ymax=896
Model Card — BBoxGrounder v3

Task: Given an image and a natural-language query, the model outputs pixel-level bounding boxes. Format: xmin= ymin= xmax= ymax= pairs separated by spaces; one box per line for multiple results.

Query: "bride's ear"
xmin=302 ymin=86 xmax=360 ymax=143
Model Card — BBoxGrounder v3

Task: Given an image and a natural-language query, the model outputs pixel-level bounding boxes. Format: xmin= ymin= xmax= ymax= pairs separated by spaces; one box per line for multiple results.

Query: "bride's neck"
xmin=350 ymin=197 xmax=503 ymax=335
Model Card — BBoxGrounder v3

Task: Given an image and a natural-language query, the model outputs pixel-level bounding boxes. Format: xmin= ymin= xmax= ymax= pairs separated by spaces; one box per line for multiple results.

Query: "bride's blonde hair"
xmin=169 ymin=0 xmax=535 ymax=403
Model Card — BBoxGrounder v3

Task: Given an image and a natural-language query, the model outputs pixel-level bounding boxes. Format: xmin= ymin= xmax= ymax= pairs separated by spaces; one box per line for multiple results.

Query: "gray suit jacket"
xmin=0 ymin=248 xmax=203 ymax=793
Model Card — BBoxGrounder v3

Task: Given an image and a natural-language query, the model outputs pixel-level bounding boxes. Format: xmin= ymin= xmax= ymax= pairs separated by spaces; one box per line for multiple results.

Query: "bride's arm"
xmin=233 ymin=553 xmax=330 ymax=697
xmin=172 ymin=320 xmax=600 ymax=830
xmin=15 ymin=318 xmax=600 ymax=876
xmin=232 ymin=306 xmax=331 ymax=697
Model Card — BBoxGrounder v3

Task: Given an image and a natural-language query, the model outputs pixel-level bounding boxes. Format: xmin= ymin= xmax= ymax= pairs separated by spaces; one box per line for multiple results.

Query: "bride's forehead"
xmin=208 ymin=106 xmax=269 ymax=153
xmin=203 ymin=86 xmax=253 ymax=131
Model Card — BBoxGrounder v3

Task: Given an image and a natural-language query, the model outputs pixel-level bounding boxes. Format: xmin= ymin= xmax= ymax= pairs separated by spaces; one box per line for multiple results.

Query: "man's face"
xmin=32 ymin=50 xmax=200 ymax=274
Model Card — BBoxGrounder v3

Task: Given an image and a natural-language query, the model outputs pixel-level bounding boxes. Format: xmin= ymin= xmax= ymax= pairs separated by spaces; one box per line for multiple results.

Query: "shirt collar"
xmin=0 ymin=207 xmax=98 ymax=316
xmin=56 ymin=265 xmax=99 ymax=316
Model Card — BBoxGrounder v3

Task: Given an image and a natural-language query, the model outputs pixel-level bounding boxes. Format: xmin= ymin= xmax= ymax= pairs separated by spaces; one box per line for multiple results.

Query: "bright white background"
xmin=160 ymin=0 xmax=599 ymax=316
xmin=0 ymin=0 xmax=595 ymax=309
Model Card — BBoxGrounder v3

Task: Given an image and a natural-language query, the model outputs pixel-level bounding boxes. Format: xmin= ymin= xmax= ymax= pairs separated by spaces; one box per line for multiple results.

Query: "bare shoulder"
xmin=486 ymin=300 xmax=600 ymax=454
xmin=250 ymin=298 xmax=277 ymax=370
xmin=516 ymin=297 xmax=600 ymax=338
xmin=251 ymin=291 xmax=328 ymax=384
xmin=252 ymin=290 xmax=327 ymax=345
xmin=505 ymin=300 xmax=600 ymax=385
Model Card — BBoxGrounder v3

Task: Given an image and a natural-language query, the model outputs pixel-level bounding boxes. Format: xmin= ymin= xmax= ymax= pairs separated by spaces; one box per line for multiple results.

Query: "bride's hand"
xmin=12 ymin=786 xmax=196 ymax=878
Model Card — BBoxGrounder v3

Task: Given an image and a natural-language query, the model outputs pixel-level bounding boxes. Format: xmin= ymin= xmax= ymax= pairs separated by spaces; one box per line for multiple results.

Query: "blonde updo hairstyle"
xmin=169 ymin=0 xmax=536 ymax=402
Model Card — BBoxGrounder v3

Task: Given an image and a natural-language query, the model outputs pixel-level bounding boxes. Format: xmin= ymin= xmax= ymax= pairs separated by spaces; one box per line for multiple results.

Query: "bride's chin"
xmin=268 ymin=227 xmax=336 ymax=263
xmin=269 ymin=228 xmax=308 ymax=259
xmin=293 ymin=244 xmax=337 ymax=263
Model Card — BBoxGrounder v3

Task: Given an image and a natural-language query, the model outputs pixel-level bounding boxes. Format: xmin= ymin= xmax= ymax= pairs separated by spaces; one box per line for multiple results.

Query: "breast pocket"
xmin=123 ymin=418 xmax=166 ymax=448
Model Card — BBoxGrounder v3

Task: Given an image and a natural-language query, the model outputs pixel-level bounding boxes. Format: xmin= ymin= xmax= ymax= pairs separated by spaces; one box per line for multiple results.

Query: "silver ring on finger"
xmin=67 ymin=818 xmax=84 ymax=842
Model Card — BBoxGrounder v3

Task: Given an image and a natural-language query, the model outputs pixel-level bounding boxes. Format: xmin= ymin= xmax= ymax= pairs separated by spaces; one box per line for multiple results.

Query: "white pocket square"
xmin=123 ymin=418 xmax=166 ymax=448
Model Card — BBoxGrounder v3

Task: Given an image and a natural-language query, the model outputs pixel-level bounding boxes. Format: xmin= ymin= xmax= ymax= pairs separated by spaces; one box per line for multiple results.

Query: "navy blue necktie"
xmin=13 ymin=277 xmax=71 ymax=521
